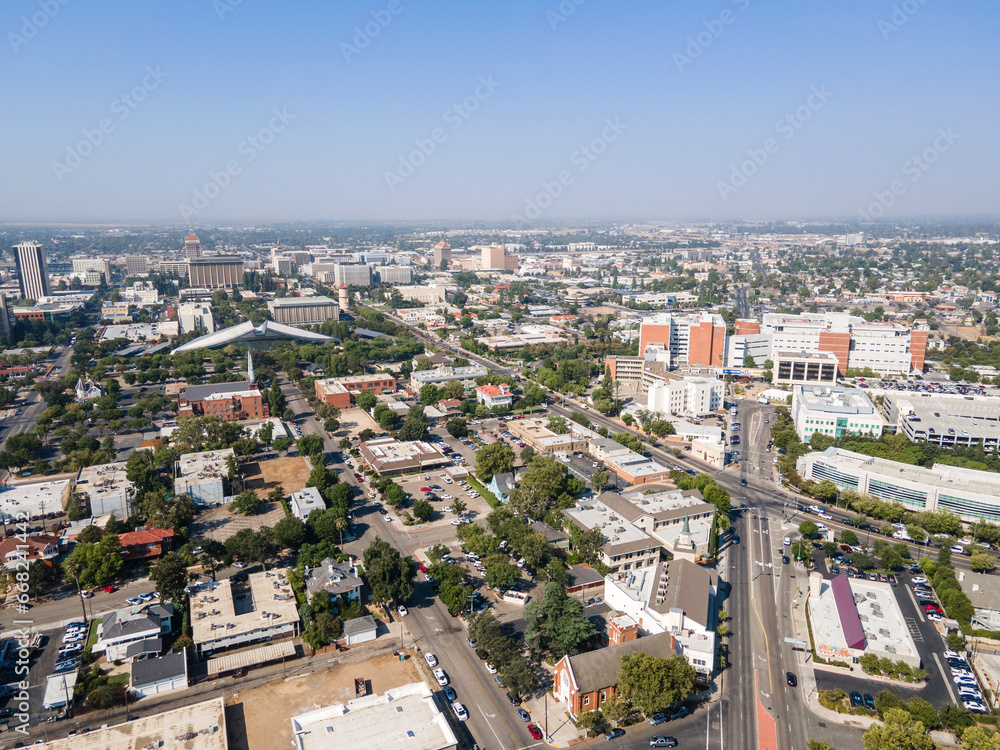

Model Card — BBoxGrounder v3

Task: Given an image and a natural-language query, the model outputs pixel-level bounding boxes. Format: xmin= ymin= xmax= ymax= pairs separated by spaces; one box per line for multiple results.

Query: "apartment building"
xmin=177 ymin=381 xmax=269 ymax=421
xmin=174 ymin=448 xmax=234 ymax=505
xmin=646 ymin=374 xmax=724 ymax=417
xmin=410 ymin=365 xmax=488 ymax=389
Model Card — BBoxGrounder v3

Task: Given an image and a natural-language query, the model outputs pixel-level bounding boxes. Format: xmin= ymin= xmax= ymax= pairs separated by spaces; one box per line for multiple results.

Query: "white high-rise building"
xmin=14 ymin=241 xmax=50 ymax=301
xmin=646 ymin=375 xmax=724 ymax=418
xmin=177 ymin=302 xmax=214 ymax=334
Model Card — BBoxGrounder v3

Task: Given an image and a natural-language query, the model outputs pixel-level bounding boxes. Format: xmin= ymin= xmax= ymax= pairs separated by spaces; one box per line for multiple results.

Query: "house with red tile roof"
xmin=475 ymin=384 xmax=513 ymax=410
xmin=0 ymin=534 xmax=60 ymax=570
xmin=118 ymin=528 xmax=174 ymax=562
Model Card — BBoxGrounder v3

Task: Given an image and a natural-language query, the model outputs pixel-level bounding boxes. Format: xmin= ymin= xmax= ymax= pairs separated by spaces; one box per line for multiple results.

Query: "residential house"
xmin=0 ymin=535 xmax=59 ymax=570
xmin=343 ymin=615 xmax=378 ymax=645
xmin=289 ymin=487 xmax=326 ymax=521
xmin=118 ymin=528 xmax=174 ymax=562
xmin=96 ymin=602 xmax=175 ymax=661
xmin=487 ymin=469 xmax=522 ymax=503
xmin=530 ymin=520 xmax=569 ymax=551
xmin=475 ymin=384 xmax=514 ymax=410
xmin=131 ymin=648 xmax=189 ymax=699
xmin=304 ymin=558 xmax=363 ymax=604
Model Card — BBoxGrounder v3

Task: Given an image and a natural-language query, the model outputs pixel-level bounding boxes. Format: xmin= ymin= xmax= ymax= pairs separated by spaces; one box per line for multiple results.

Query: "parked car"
xmin=517 ymin=708 xmax=530 ymax=722
xmin=863 ymin=694 xmax=876 ymax=710
xmin=433 ymin=668 xmax=448 ymax=686
xmin=605 ymin=728 xmax=626 ymax=740
xmin=528 ymin=724 xmax=544 ymax=740
xmin=850 ymin=691 xmax=863 ymax=707
xmin=443 ymin=686 xmax=456 ymax=702
xmin=649 ymin=739 xmax=678 ymax=749
xmin=648 ymin=713 xmax=667 ymax=726
xmin=424 ymin=653 xmax=437 ymax=667
xmin=397 ymin=605 xmax=408 ymax=616
xmin=452 ymin=702 xmax=469 ymax=722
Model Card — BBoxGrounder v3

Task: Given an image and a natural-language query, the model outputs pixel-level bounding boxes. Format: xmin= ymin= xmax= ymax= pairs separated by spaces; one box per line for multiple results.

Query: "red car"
xmin=528 ymin=725 xmax=543 ymax=740
xmin=420 ymin=487 xmax=433 ymax=492
xmin=102 ymin=585 xmax=116 ymax=593
xmin=418 ymin=563 xmax=427 ymax=573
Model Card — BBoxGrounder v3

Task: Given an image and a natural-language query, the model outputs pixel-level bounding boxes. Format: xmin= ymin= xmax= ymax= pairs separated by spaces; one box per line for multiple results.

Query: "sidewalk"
xmin=517 ymin=663 xmax=583 ymax=748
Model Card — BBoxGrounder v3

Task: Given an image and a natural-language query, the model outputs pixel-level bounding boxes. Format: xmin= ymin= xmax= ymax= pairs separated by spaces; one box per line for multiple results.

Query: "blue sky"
xmin=1 ymin=0 xmax=997 ymax=224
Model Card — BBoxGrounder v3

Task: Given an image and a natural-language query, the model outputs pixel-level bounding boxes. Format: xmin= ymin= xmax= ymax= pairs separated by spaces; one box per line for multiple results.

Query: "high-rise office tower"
xmin=13 ymin=241 xmax=51 ymax=301
xmin=185 ymin=233 xmax=203 ymax=259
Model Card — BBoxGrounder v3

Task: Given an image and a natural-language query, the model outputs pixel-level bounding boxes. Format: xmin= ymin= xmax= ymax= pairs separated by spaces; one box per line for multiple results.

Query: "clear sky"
xmin=2 ymin=0 xmax=997 ymax=224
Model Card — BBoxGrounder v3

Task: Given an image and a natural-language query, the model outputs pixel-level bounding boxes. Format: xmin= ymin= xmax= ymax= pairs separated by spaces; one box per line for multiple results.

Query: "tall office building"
xmin=125 ymin=256 xmax=149 ymax=276
xmin=13 ymin=241 xmax=51 ymax=301
xmin=638 ymin=312 xmax=727 ymax=369
xmin=481 ymin=244 xmax=517 ymax=271
xmin=433 ymin=241 xmax=452 ymax=268
xmin=185 ymin=233 xmax=203 ymax=259
xmin=334 ymin=263 xmax=372 ymax=287
xmin=188 ymin=257 xmax=244 ymax=289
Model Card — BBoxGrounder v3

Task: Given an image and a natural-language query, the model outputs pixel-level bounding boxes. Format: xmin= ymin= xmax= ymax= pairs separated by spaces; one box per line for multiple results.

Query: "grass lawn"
xmin=86 ymin=618 xmax=102 ymax=650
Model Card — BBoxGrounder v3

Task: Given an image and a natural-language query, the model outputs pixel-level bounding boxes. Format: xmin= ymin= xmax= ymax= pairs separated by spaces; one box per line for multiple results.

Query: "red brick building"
xmin=177 ymin=382 xmax=269 ymax=421
xmin=119 ymin=528 xmax=174 ymax=562
xmin=314 ymin=375 xmax=398 ymax=408
xmin=553 ymin=625 xmax=677 ymax=719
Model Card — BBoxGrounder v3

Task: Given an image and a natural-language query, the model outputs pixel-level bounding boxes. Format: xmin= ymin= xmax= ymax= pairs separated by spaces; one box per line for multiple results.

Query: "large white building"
xmin=791 ymin=385 xmax=885 ymax=443
xmin=178 ymin=301 xmax=215 ymax=334
xmin=645 ymin=375 xmax=724 ymax=418
xmin=76 ymin=462 xmax=135 ymax=517
xmin=603 ymin=558 xmax=717 ymax=675
xmin=394 ymin=284 xmax=446 ymax=305
xmin=410 ymin=364 xmax=488 ymax=388
xmin=884 ymin=392 xmax=1000 ymax=450
xmin=797 ymin=447 xmax=1000 ymax=523
xmin=726 ymin=313 xmax=928 ymax=376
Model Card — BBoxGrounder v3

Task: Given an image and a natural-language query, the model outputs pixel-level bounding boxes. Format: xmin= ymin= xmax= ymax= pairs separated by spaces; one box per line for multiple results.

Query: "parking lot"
xmin=856 ymin=377 xmax=989 ymax=397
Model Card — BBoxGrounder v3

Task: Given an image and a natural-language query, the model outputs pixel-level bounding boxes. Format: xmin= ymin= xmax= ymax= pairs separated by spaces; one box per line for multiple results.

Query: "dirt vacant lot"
xmin=226 ymin=652 xmax=422 ymax=750
xmin=243 ymin=456 xmax=312 ymax=497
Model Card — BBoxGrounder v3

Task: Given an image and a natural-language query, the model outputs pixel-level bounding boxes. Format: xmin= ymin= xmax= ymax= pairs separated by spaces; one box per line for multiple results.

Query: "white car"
xmin=433 ymin=668 xmax=449 ymax=686
xmin=452 ymin=702 xmax=469 ymax=721
xmin=397 ymin=605 xmax=408 ymax=616
xmin=425 ymin=653 xmax=438 ymax=667
xmin=485 ymin=663 xmax=498 ymax=674
xmin=443 ymin=477 xmax=452 ymax=484
xmin=384 ymin=514 xmax=392 ymax=522
xmin=965 ymin=701 xmax=989 ymax=713
xmin=442 ymin=494 xmax=454 ymax=500
xmin=450 ymin=519 xmax=463 ymax=526
xmin=911 ymin=577 xmax=928 ymax=584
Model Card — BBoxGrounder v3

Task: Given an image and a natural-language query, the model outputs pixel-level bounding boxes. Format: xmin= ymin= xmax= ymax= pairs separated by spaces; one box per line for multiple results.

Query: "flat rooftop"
xmin=891 ymin=392 xmax=1000 ymax=441
xmin=621 ymin=488 xmax=712 ymax=517
xmin=0 ymin=478 xmax=71 ymax=521
xmin=176 ymin=448 xmax=235 ymax=482
xmin=794 ymin=385 xmax=879 ymax=416
xmin=604 ymin=452 xmax=671 ymax=478
xmin=290 ymin=682 xmax=457 ymax=750
xmin=776 ymin=349 xmax=838 ymax=361
xmin=190 ymin=568 xmax=298 ymax=646
xmin=269 ymin=296 xmax=336 ymax=306
xmin=37 ymin=697 xmax=227 ymax=750
xmin=77 ymin=461 xmax=132 ymax=497
xmin=564 ymin=499 xmax=655 ymax=552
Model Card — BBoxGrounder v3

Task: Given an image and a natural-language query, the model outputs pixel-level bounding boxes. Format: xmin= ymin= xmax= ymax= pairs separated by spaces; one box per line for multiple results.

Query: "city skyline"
xmin=2 ymin=1 xmax=998 ymax=224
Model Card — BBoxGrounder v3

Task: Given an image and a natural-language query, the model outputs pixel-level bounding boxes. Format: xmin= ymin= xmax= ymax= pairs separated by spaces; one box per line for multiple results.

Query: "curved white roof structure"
xmin=171 ymin=319 xmax=332 ymax=353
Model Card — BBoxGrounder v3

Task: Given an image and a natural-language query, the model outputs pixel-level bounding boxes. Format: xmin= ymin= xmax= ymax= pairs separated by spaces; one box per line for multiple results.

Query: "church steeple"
xmin=247 ymin=351 xmax=255 ymax=385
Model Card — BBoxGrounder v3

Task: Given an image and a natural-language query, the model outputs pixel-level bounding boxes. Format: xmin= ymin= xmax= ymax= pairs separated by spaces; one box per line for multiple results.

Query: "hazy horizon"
xmin=3 ymin=0 xmax=998 ymax=225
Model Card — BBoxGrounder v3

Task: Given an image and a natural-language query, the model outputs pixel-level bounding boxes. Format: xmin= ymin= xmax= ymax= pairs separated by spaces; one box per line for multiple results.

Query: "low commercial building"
xmin=37 ymin=697 xmax=227 ymax=750
xmin=797 ymin=447 xmax=1000 ymax=522
xmin=563 ymin=497 xmax=660 ymax=574
xmin=0 ymin=478 xmax=72 ymax=523
xmin=314 ymin=374 xmax=398 ymax=408
xmin=603 ymin=451 xmax=673 ymax=485
xmin=76 ymin=461 xmax=134 ymax=517
xmin=178 ymin=380 xmax=269 ymax=422
xmin=290 ymin=682 xmax=458 ymax=750
xmin=191 ymin=568 xmax=300 ymax=656
xmin=791 ymin=385 xmax=884 ymax=443
xmin=410 ymin=364 xmax=488 ymax=389
xmin=603 ymin=558 xmax=717 ymax=675
xmin=475 ymin=383 xmax=513 ymax=409
xmin=507 ymin=416 xmax=599 ymax=456
xmin=304 ymin=558 xmax=363 ymax=603
xmin=131 ymin=648 xmax=189 ymax=699
xmin=960 ymin=571 xmax=1000 ymax=631
xmin=267 ymin=296 xmax=339 ymax=326
xmin=100 ymin=321 xmax=178 ymax=342
xmin=289 ymin=487 xmax=326 ymax=521
xmin=553 ymin=628 xmax=678 ymax=719
xmin=773 ymin=350 xmax=839 ymax=386
xmin=174 ymin=448 xmax=234 ymax=506
xmin=807 ymin=571 xmax=920 ymax=668
xmin=359 ymin=437 xmax=450 ymax=475
xmin=95 ymin=602 xmax=174 ymax=661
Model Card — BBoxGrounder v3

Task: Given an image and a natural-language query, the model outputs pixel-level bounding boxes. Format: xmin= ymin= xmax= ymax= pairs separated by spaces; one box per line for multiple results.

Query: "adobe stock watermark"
xmin=511 ymin=117 xmax=627 ymax=222
xmin=212 ymin=0 xmax=243 ymax=21
xmin=546 ymin=0 xmax=587 ymax=31
xmin=716 ymin=85 xmax=833 ymax=202
xmin=878 ymin=0 xmax=930 ymax=41
xmin=51 ymin=65 xmax=168 ymax=183
xmin=384 ymin=75 xmax=500 ymax=192
xmin=8 ymin=0 xmax=72 ymax=53
xmin=10 ymin=507 xmax=36 ymax=736
xmin=673 ymin=0 xmax=751 ymax=72
xmin=341 ymin=0 xmax=403 ymax=63
xmin=857 ymin=127 xmax=959 ymax=221
xmin=178 ymin=108 xmax=295 ymax=221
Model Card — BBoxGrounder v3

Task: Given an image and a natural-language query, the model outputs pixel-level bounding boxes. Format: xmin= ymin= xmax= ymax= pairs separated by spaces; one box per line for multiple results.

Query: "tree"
xmin=500 ymin=652 xmax=539 ymax=699
xmin=799 ymin=521 xmax=819 ymax=538
xmin=520 ymin=445 xmax=535 ymax=464
xmin=862 ymin=707 xmax=934 ymax=750
xmin=258 ymin=421 xmax=274 ymax=445
xmin=547 ymin=416 xmax=569 ymax=435
xmin=231 ymin=490 xmax=264 ymax=515
xmin=412 ymin=499 xmax=433 ymax=521
xmin=267 ymin=380 xmax=286 ymax=416
xmin=523 ymin=580 xmax=596 ymax=657
xmin=77 ymin=525 xmax=103 ymax=545
xmin=63 ymin=533 xmax=123 ymax=589
xmin=442 ymin=379 xmax=465 ymax=400
xmin=743 ymin=354 xmax=756 ymax=367
xmin=449 ymin=497 xmax=467 ymax=516
xmin=591 ymin=469 xmax=609 ymax=491
xmin=297 ymin=434 xmax=325 ymax=459
xmin=363 ymin=538 xmax=415 ymax=606
xmin=573 ymin=526 xmax=608 ymax=567
xmin=484 ymin=554 xmax=520 ymax=589
xmin=224 ymin=527 xmax=279 ymax=567
xmin=970 ymin=553 xmax=997 ymax=573
xmin=399 ymin=404 xmax=430 ymax=441
xmin=840 ymin=529 xmax=859 ymax=546
xmin=476 ymin=442 xmax=515 ymax=482
xmin=419 ymin=384 xmax=441 ymax=405
xmin=446 ymin=418 xmax=469 ymax=438
xmin=149 ymin=551 xmax=190 ymax=605
xmin=616 ymin=651 xmax=698 ymax=715
xmin=356 ymin=391 xmax=377 ymax=411
xmin=197 ymin=538 xmax=231 ymax=581
xmin=273 ymin=516 xmax=306 ymax=549
xmin=509 ymin=456 xmax=570 ymax=520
